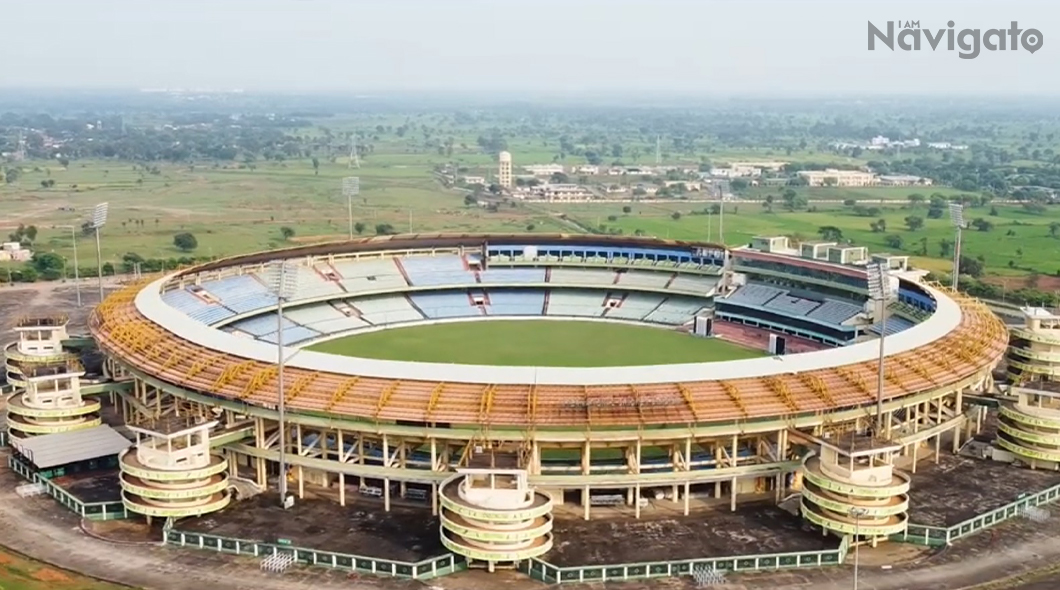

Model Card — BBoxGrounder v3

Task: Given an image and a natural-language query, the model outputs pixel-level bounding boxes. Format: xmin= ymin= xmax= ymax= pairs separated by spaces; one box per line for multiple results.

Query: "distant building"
xmin=523 ymin=164 xmax=565 ymax=177
xmin=572 ymin=165 xmax=600 ymax=175
xmin=461 ymin=176 xmax=487 ymax=186
xmin=878 ymin=175 xmax=932 ymax=187
xmin=728 ymin=161 xmax=788 ymax=172
xmin=710 ymin=166 xmax=760 ymax=178
xmin=797 ymin=169 xmax=878 ymax=187
xmin=871 ymin=135 xmax=890 ymax=146
xmin=497 ymin=152 xmax=512 ymax=189
xmin=522 ymin=183 xmax=593 ymax=201
xmin=0 ymin=242 xmax=32 ymax=262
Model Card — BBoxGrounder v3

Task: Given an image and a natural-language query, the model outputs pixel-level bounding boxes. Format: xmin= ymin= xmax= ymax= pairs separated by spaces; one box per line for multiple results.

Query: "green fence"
xmin=7 ymin=455 xmax=129 ymax=521
xmin=521 ymin=536 xmax=849 ymax=584
xmin=895 ymin=481 xmax=1060 ymax=546
xmin=164 ymin=528 xmax=465 ymax=580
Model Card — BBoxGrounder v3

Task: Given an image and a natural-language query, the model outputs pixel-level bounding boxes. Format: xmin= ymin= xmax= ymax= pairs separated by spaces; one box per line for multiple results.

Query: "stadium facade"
xmin=72 ymin=233 xmax=1008 ymax=566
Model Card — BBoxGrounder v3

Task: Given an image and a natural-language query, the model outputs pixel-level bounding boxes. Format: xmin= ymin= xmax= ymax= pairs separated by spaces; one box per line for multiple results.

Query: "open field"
xmin=549 ymin=200 xmax=1060 ymax=278
xmin=4 ymin=157 xmax=1060 ymax=286
xmin=307 ymin=320 xmax=765 ymax=366
xmin=0 ymin=547 xmax=130 ymax=590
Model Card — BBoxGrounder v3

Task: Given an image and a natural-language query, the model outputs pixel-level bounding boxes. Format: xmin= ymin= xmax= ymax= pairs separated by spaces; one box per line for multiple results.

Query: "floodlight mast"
xmin=949 ymin=203 xmax=966 ymax=291
xmin=342 ymin=177 xmax=360 ymax=240
xmin=54 ymin=225 xmax=81 ymax=307
xmin=91 ymin=203 xmax=109 ymax=303
xmin=866 ymin=262 xmax=895 ymax=435
xmin=266 ymin=260 xmax=298 ymax=508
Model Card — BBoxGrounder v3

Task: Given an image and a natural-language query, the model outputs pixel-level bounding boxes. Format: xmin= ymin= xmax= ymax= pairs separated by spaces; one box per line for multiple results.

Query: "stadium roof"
xmin=134 ymin=274 xmax=962 ymax=387
xmin=11 ymin=425 xmax=132 ymax=469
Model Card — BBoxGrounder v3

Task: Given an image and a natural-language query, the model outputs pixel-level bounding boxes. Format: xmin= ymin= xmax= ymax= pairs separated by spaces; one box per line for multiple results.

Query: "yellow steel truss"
xmin=285 ymin=372 xmax=319 ymax=403
xmin=764 ymin=376 xmax=799 ymax=414
xmin=185 ymin=355 xmax=214 ymax=381
xmin=213 ymin=361 xmax=255 ymax=390
xmin=526 ymin=384 xmax=538 ymax=425
xmin=240 ymin=367 xmax=278 ymax=400
xmin=719 ymin=381 xmax=748 ymax=419
xmin=798 ymin=373 xmax=837 ymax=407
xmin=677 ymin=383 xmax=705 ymax=422
xmin=896 ymin=356 xmax=937 ymax=386
xmin=325 ymin=378 xmax=359 ymax=412
xmin=477 ymin=384 xmax=497 ymax=424
xmin=834 ymin=366 xmax=873 ymax=401
xmin=426 ymin=382 xmax=446 ymax=420
xmin=374 ymin=380 xmax=402 ymax=420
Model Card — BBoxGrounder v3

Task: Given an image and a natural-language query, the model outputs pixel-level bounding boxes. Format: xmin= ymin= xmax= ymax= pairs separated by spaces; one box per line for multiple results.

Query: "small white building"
xmin=879 ymin=175 xmax=932 ymax=187
xmin=573 ymin=165 xmax=600 ymax=175
xmin=0 ymin=242 xmax=32 ymax=262
xmin=461 ymin=176 xmax=487 ymax=186
xmin=523 ymin=164 xmax=566 ymax=177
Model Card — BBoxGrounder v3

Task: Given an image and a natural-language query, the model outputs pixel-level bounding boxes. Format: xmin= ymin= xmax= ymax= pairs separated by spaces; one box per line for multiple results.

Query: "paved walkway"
xmin=2 ymin=457 xmax=1060 ymax=590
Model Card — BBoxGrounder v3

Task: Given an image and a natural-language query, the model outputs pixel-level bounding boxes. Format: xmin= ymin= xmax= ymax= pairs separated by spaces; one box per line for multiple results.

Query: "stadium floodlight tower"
xmin=342 ymin=176 xmax=360 ymax=240
xmin=90 ymin=203 xmax=109 ymax=303
xmin=849 ymin=506 xmax=869 ymax=590
xmin=949 ymin=203 xmax=967 ymax=290
xmin=53 ymin=225 xmax=81 ymax=307
xmin=866 ymin=261 xmax=897 ymax=434
xmin=264 ymin=259 xmax=299 ymax=508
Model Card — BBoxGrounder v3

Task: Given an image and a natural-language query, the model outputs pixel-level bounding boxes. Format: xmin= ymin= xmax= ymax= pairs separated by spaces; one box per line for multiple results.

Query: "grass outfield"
xmin=307 ymin=320 xmax=766 ymax=367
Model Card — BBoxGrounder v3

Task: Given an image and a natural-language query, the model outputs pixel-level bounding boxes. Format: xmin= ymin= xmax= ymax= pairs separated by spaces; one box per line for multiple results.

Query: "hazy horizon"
xmin=5 ymin=0 xmax=1057 ymax=97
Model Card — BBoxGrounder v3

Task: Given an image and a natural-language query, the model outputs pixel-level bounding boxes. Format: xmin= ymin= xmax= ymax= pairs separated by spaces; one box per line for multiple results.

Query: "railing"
xmin=164 ymin=529 xmax=465 ymax=580
xmin=520 ymin=536 xmax=849 ymax=584
xmin=6 ymin=455 xmax=129 ymax=521
xmin=894 ymin=482 xmax=1060 ymax=546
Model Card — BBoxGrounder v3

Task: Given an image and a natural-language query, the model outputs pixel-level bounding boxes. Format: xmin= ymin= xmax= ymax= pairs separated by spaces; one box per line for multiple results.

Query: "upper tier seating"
xmin=283 ymin=303 xmax=369 ymax=333
xmin=400 ymin=255 xmax=475 ymax=287
xmin=409 ymin=292 xmax=479 ymax=319
xmin=353 ymin=295 xmax=425 ymax=324
xmin=284 ymin=266 xmax=345 ymax=300
xmin=231 ymin=314 xmax=297 ymax=337
xmin=668 ymin=275 xmax=719 ymax=295
xmin=546 ymin=290 xmax=608 ymax=317
xmin=617 ymin=270 xmax=672 ymax=289
xmin=487 ymin=290 xmax=546 ymax=316
xmin=549 ymin=268 xmax=616 ymax=286
xmin=725 ymin=284 xmax=785 ymax=307
xmin=260 ymin=325 xmax=321 ymax=345
xmin=479 ymin=267 xmax=546 ymax=284
xmin=162 ymin=288 xmax=237 ymax=325
xmin=644 ymin=297 xmax=706 ymax=326
xmin=868 ymin=316 xmax=916 ymax=336
xmin=807 ymin=300 xmax=863 ymax=325
xmin=764 ymin=294 xmax=821 ymax=317
xmin=199 ymin=275 xmax=278 ymax=315
xmin=332 ymin=259 xmax=408 ymax=294
xmin=606 ymin=293 xmax=666 ymax=321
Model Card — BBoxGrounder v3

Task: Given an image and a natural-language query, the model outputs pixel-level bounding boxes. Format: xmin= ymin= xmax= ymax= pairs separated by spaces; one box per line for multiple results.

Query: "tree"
xmin=24 ymin=225 xmax=37 ymax=242
xmin=463 ymin=194 xmax=478 ymax=206
xmin=971 ymin=218 xmax=993 ymax=232
xmin=525 ymin=223 xmax=536 ymax=231
xmin=958 ymin=256 xmax=984 ymax=278
xmin=730 ymin=178 xmax=750 ymax=193
xmin=989 ymin=205 xmax=999 ymax=217
xmin=939 ymin=238 xmax=953 ymax=257
xmin=869 ymin=218 xmax=887 ymax=233
xmin=280 ymin=226 xmax=295 ymax=240
xmin=622 ymin=206 xmax=632 ymax=214
xmin=311 ymin=157 xmax=320 ymax=175
xmin=817 ymin=226 xmax=843 ymax=241
xmin=904 ymin=215 xmax=924 ymax=231
xmin=671 ymin=212 xmax=682 ymax=221
xmin=354 ymin=222 xmax=366 ymax=235
xmin=1050 ymin=221 xmax=1060 ymax=238
xmin=173 ymin=232 xmax=198 ymax=252
xmin=4 ymin=168 xmax=21 ymax=184
xmin=884 ymin=234 xmax=904 ymax=249
xmin=782 ymin=189 xmax=807 ymax=211
xmin=31 ymin=252 xmax=65 ymax=274
xmin=907 ymin=193 xmax=925 ymax=207
xmin=843 ymin=199 xmax=856 ymax=207
xmin=375 ymin=223 xmax=396 ymax=235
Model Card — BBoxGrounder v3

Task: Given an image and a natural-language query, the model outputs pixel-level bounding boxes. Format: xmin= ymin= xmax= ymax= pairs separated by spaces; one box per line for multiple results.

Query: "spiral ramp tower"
xmin=5 ymin=360 xmax=100 ymax=438
xmin=439 ymin=469 xmax=554 ymax=571
xmin=800 ymin=435 xmax=910 ymax=543
xmin=119 ymin=418 xmax=230 ymax=520
xmin=1006 ymin=307 xmax=1060 ymax=384
xmin=997 ymin=387 xmax=1060 ymax=469
xmin=3 ymin=316 xmax=76 ymax=391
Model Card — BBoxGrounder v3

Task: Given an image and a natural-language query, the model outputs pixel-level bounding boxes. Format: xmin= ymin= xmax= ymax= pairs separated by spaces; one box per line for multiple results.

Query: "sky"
xmin=3 ymin=0 xmax=1057 ymax=97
